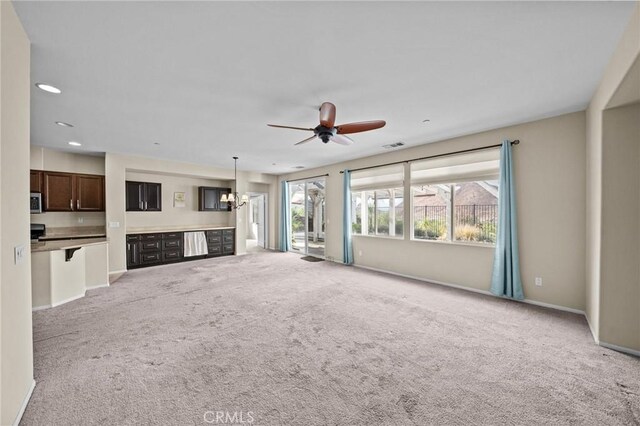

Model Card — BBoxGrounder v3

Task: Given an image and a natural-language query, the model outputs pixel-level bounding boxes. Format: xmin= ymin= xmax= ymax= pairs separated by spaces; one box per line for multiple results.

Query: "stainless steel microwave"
xmin=30 ymin=192 xmax=42 ymax=213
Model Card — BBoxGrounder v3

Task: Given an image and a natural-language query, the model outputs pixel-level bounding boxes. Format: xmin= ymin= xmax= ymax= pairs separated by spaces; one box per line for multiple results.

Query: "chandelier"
xmin=220 ymin=156 xmax=248 ymax=209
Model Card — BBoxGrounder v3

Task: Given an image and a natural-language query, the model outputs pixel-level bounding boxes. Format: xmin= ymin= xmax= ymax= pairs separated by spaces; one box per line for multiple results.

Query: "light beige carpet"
xmin=22 ymin=251 xmax=639 ymax=425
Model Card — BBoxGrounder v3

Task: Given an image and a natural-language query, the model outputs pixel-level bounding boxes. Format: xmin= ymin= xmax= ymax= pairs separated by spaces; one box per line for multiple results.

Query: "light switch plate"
xmin=14 ymin=245 xmax=26 ymax=264
xmin=109 ymin=222 xmax=120 ymax=228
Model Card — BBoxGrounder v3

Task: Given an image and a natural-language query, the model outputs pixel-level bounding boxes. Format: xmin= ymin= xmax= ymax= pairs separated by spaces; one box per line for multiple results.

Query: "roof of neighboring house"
xmin=412 ymin=182 xmax=498 ymax=207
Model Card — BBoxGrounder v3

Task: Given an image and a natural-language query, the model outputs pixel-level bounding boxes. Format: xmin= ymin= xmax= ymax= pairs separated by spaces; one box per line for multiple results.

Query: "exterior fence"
xmin=414 ymin=204 xmax=497 ymax=242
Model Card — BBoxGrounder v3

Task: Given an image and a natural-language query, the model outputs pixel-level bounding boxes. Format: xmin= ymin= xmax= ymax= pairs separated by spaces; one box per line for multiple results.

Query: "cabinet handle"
xmin=139 ymin=201 xmax=143 ymax=210
xmin=77 ymin=200 xmax=80 ymax=210
xmin=144 ymin=201 xmax=148 ymax=210
xmin=70 ymin=199 xmax=73 ymax=210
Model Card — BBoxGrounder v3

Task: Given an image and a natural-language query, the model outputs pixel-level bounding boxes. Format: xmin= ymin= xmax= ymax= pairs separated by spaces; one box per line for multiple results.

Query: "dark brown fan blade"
xmin=294 ymin=135 xmax=317 ymax=146
xmin=319 ymin=102 xmax=336 ymax=128
xmin=268 ymin=124 xmax=314 ymax=131
xmin=336 ymin=120 xmax=386 ymax=134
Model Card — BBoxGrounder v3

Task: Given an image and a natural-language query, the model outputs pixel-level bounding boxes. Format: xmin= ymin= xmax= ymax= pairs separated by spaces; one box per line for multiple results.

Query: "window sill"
xmin=410 ymin=238 xmax=495 ymax=249
xmin=353 ymin=234 xmax=404 ymax=241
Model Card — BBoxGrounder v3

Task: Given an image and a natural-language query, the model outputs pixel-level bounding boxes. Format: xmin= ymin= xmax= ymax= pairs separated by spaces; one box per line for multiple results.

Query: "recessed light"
xmin=153 ymin=142 xmax=160 ymax=145
xmin=35 ymin=83 xmax=61 ymax=94
xmin=422 ymin=119 xmax=430 ymax=123
xmin=55 ymin=121 xmax=74 ymax=127
xmin=293 ymin=166 xmax=305 ymax=169
xmin=68 ymin=141 xmax=82 ymax=147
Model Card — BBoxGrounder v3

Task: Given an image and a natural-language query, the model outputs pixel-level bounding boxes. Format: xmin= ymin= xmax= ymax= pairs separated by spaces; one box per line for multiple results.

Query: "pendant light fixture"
xmin=221 ymin=156 xmax=248 ymax=209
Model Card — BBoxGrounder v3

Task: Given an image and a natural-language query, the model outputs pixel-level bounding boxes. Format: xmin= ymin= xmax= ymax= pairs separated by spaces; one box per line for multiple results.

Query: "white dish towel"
xmin=183 ymin=231 xmax=208 ymax=257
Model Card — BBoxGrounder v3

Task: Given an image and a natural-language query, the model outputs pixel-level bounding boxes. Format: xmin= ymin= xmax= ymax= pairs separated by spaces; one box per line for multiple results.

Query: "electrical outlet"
xmin=78 ymin=217 xmax=84 ymax=224
xmin=14 ymin=245 xmax=26 ymax=264
xmin=109 ymin=221 xmax=120 ymax=228
xmin=358 ymin=250 xmax=363 ymax=256
xmin=535 ymin=277 xmax=543 ymax=287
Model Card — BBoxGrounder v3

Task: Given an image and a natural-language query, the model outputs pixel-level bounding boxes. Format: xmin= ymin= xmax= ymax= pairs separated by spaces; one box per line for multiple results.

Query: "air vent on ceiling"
xmin=382 ymin=142 xmax=405 ymax=149
xmin=293 ymin=166 xmax=305 ymax=169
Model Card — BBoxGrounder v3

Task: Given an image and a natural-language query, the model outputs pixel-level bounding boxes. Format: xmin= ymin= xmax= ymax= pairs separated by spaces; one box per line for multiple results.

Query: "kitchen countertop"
xmin=126 ymin=225 xmax=235 ymax=234
xmin=31 ymin=237 xmax=108 ymax=253
xmin=39 ymin=226 xmax=107 ymax=240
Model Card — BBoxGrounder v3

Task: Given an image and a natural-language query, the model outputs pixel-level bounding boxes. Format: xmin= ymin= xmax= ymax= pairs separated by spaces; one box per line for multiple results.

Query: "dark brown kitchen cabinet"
xmin=198 ymin=186 xmax=232 ymax=212
xmin=126 ymin=228 xmax=234 ymax=269
xmin=30 ymin=170 xmax=43 ymax=193
xmin=43 ymin=172 xmax=75 ymax=211
xmin=76 ymin=174 xmax=105 ymax=211
xmin=126 ymin=235 xmax=141 ymax=268
xmin=40 ymin=170 xmax=105 ymax=212
xmin=126 ymin=181 xmax=162 ymax=212
xmin=206 ymin=228 xmax=235 ymax=257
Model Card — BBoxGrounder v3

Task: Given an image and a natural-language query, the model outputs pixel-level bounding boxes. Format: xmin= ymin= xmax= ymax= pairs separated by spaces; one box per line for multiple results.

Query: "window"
xmin=410 ymin=149 xmax=500 ymax=245
xmin=352 ymin=188 xmax=404 ymax=237
xmin=350 ymin=164 xmax=404 ymax=238
xmin=411 ymin=181 xmax=498 ymax=243
xmin=412 ymin=184 xmax=450 ymax=240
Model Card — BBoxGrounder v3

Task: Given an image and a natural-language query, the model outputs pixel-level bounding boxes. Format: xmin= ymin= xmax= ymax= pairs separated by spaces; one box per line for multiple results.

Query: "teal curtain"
xmin=279 ymin=180 xmax=291 ymax=252
xmin=490 ymin=140 xmax=524 ymax=300
xmin=343 ymin=170 xmax=354 ymax=264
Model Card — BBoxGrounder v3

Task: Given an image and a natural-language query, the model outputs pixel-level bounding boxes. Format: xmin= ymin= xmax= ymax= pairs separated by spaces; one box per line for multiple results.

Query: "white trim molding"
xmin=521 ymin=298 xmax=585 ymax=316
xmin=32 ymin=304 xmax=52 ymax=312
xmin=86 ymin=283 xmax=110 ymax=291
xmin=355 ymin=264 xmax=586 ymax=315
xmin=12 ymin=379 xmax=36 ymax=426
xmin=354 ymin=264 xmax=640 ymax=357
xmin=51 ymin=292 xmax=85 ymax=308
xmin=584 ymin=312 xmax=599 ymax=344
xmin=599 ymin=341 xmax=640 ymax=358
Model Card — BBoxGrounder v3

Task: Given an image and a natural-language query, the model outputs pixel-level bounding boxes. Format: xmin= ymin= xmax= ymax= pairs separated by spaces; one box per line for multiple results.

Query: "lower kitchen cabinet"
xmin=126 ymin=228 xmax=234 ymax=269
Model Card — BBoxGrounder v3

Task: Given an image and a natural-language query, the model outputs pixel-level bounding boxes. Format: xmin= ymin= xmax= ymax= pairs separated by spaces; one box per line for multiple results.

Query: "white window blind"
xmin=410 ymin=148 xmax=500 ymax=185
xmin=350 ymin=164 xmax=404 ymax=191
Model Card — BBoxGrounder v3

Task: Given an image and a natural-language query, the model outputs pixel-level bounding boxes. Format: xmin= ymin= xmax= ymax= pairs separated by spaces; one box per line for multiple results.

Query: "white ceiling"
xmin=13 ymin=1 xmax=635 ymax=174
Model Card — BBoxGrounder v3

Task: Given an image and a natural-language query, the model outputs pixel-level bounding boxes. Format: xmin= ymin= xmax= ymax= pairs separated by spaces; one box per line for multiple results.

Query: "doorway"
xmin=246 ymin=193 xmax=267 ymax=252
xmin=288 ymin=178 xmax=326 ymax=257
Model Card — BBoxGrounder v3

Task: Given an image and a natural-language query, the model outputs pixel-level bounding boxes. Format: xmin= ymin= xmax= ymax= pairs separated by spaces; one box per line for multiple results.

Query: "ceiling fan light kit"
xmin=268 ymin=102 xmax=386 ymax=146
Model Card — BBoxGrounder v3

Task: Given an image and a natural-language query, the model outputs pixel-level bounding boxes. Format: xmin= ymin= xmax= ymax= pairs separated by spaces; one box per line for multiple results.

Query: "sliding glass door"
xmin=289 ymin=178 xmax=326 ymax=257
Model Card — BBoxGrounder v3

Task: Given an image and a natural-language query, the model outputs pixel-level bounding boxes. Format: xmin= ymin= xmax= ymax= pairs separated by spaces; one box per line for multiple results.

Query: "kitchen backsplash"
xmin=30 ymin=211 xmax=106 ymax=227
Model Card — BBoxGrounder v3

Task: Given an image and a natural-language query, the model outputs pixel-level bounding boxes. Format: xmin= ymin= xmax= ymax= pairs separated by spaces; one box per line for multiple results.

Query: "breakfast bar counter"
xmin=31 ymin=238 xmax=109 ymax=310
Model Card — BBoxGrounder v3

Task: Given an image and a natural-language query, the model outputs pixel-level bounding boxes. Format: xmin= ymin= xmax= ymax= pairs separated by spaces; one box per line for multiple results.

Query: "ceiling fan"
xmin=268 ymin=102 xmax=386 ymax=146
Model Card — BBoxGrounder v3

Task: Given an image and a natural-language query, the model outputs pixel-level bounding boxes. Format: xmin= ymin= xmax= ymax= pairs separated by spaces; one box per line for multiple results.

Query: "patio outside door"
xmin=288 ymin=178 xmax=326 ymax=257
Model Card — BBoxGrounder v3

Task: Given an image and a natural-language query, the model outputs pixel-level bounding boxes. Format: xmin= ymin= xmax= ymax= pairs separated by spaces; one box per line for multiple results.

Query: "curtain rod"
xmin=285 ymin=173 xmax=329 ymax=183
xmin=340 ymin=140 xmax=520 ymax=174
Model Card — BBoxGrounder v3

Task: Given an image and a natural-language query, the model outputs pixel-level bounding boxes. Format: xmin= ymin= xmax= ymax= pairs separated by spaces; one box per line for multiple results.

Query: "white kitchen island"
xmin=31 ymin=238 xmax=109 ymax=310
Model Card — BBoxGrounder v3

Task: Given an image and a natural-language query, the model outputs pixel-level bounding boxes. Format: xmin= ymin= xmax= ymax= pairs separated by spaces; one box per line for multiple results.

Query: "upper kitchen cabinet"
xmin=43 ymin=172 xmax=75 ymax=211
xmin=198 ymin=186 xmax=232 ymax=212
xmin=76 ymin=174 xmax=105 ymax=211
xmin=42 ymin=171 xmax=105 ymax=212
xmin=126 ymin=181 xmax=162 ymax=212
xmin=30 ymin=170 xmax=43 ymax=193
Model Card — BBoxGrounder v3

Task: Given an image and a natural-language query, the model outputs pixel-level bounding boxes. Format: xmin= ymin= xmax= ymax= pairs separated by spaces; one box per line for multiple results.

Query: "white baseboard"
xmin=354 ymin=264 xmax=584 ymax=315
xmin=599 ymin=341 xmax=640 ymax=358
xmin=356 ymin=264 xmax=493 ymax=296
xmin=584 ymin=312 xmax=599 ymax=344
xmin=521 ymin=298 xmax=585 ymax=316
xmin=12 ymin=379 xmax=35 ymax=426
xmin=32 ymin=304 xmax=52 ymax=312
xmin=109 ymin=269 xmax=127 ymax=276
xmin=51 ymin=292 xmax=85 ymax=308
xmin=86 ymin=283 xmax=109 ymax=290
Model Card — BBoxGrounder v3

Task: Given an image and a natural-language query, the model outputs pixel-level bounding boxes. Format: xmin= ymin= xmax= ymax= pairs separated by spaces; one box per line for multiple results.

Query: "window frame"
xmin=352 ymin=187 xmax=404 ymax=239
xmin=410 ymin=180 xmax=498 ymax=247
